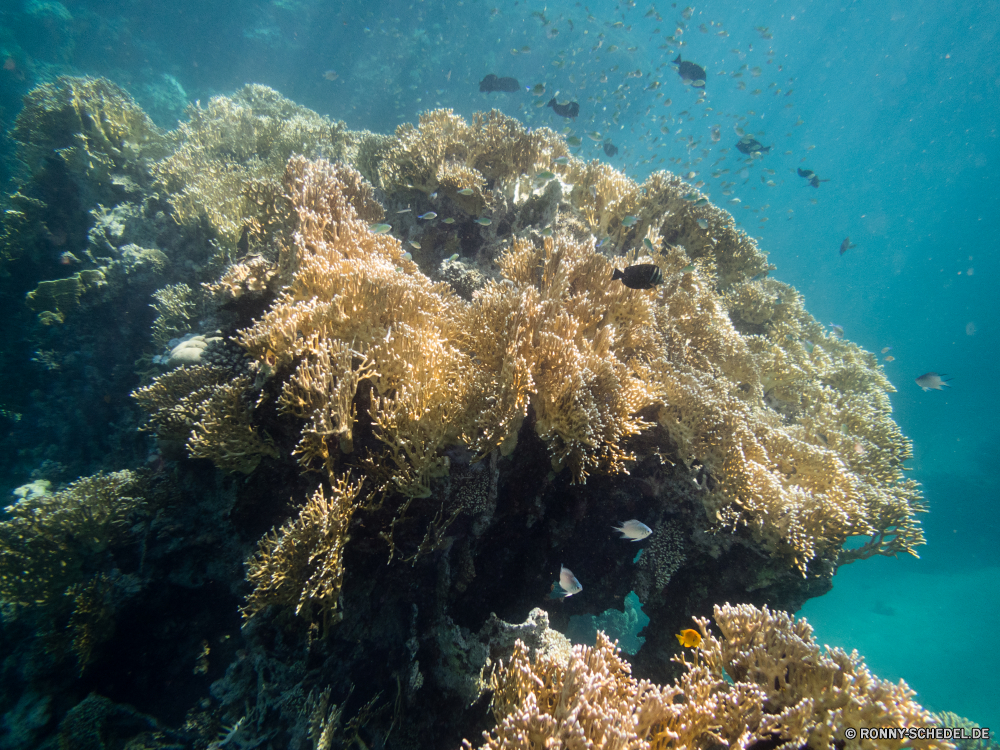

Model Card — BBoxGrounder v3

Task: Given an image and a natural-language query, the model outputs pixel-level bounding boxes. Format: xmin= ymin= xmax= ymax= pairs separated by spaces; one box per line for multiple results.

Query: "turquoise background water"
xmin=2 ymin=0 xmax=997 ymax=729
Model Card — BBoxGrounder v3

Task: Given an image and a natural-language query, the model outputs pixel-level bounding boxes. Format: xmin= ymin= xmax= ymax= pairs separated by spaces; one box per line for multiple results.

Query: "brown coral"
xmin=0 ymin=471 xmax=145 ymax=608
xmin=243 ymin=473 xmax=365 ymax=626
xmin=470 ymin=603 xmax=945 ymax=750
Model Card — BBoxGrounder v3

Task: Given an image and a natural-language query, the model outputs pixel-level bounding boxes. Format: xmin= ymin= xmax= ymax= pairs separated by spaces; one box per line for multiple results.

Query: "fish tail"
xmin=546 ymin=98 xmax=556 ymax=107
xmin=611 ymin=268 xmax=624 ymax=281
xmin=673 ymin=55 xmax=681 ymax=63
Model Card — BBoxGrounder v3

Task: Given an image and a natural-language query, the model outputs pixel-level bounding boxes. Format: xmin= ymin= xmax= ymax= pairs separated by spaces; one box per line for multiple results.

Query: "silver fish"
xmin=558 ymin=565 xmax=583 ymax=597
xmin=613 ymin=520 xmax=652 ymax=541
xmin=915 ymin=372 xmax=952 ymax=392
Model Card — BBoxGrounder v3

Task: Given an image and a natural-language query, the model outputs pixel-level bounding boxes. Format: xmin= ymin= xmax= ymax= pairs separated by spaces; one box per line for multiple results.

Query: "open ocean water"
xmin=1 ymin=0 xmax=997 ymax=741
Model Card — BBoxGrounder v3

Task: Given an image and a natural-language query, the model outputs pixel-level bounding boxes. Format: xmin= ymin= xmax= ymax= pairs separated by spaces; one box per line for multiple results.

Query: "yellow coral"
xmin=243 ymin=473 xmax=365 ymax=626
xmin=0 ymin=471 xmax=145 ymax=608
xmin=472 ymin=604 xmax=946 ymax=750
xmin=186 ymin=376 xmax=279 ymax=474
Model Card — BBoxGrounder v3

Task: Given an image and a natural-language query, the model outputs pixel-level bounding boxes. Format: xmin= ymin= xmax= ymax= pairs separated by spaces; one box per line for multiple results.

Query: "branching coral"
xmin=0 ymin=471 xmax=145 ymax=605
xmin=377 ymin=109 xmax=568 ymax=197
xmin=132 ymin=367 xmax=277 ymax=474
xmin=151 ymin=84 xmax=373 ymax=246
xmin=150 ymin=282 xmax=196 ymax=347
xmin=470 ymin=604 xmax=945 ymax=750
xmin=243 ymin=473 xmax=365 ymax=627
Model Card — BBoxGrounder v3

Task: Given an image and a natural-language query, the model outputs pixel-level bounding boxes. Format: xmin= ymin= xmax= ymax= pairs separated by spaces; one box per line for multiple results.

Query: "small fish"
xmin=535 ymin=170 xmax=556 ymax=181
xmin=915 ymin=372 xmax=952 ymax=392
xmin=531 ymin=83 xmax=546 ymax=95
xmin=881 ymin=347 xmax=892 ymax=354
xmin=621 ymin=215 xmax=639 ymax=227
xmin=409 ymin=240 xmax=422 ymax=249
xmin=603 ymin=141 xmax=619 ymax=157
xmin=447 ymin=253 xmax=460 ymax=262
xmin=807 ymin=175 xmax=830 ymax=188
xmin=673 ymin=55 xmax=707 ymax=88
xmin=711 ymin=125 xmax=721 ymax=143
xmin=547 ymin=98 xmax=580 ymax=118
xmin=829 ymin=324 xmax=844 ymax=340
xmin=417 ymin=212 xmax=437 ymax=220
xmin=557 ymin=565 xmax=583 ymax=597
xmin=396 ymin=208 xmax=412 ymax=213
xmin=613 ymin=519 xmax=652 ymax=541
xmin=884 ymin=355 xmax=895 ymax=362
xmin=401 ymin=252 xmax=412 ymax=261
xmin=676 ymin=629 xmax=702 ymax=648
xmin=554 ymin=156 xmax=570 ymax=165
xmin=802 ymin=339 xmax=815 ymax=353
xmin=736 ymin=136 xmax=771 ymax=155
xmin=643 ymin=237 xmax=654 ymax=250
xmin=694 ymin=198 xmax=708 ymax=206
xmin=612 ymin=264 xmax=663 ymax=290
xmin=323 ymin=70 xmax=339 ymax=81
xmin=839 ymin=237 xmax=856 ymax=255
xmin=479 ymin=74 xmax=520 ymax=93
xmin=681 ymin=263 xmax=696 ymax=273
xmin=587 ymin=131 xmax=603 ymax=141
xmin=369 ymin=223 xmax=392 ymax=234
xmin=442 ymin=217 xmax=456 ymax=224
xmin=457 ymin=187 xmax=475 ymax=196
xmin=796 ymin=167 xmax=816 ymax=179
xmin=566 ymin=136 xmax=583 ymax=147
xmin=697 ymin=218 xmax=709 ymax=229
xmin=474 ymin=217 xmax=492 ymax=225
xmin=540 ymin=227 xmax=553 ymax=237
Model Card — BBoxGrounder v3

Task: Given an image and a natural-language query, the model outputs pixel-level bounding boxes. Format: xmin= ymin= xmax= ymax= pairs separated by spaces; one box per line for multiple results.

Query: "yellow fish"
xmin=675 ymin=628 xmax=702 ymax=648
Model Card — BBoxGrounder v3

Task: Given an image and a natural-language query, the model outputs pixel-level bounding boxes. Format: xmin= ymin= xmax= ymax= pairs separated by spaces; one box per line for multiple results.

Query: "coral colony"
xmin=0 ymin=78 xmax=943 ymax=747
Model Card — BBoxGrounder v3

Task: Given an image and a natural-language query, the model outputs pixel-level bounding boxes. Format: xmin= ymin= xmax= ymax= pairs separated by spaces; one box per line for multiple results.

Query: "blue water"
xmin=2 ymin=0 xmax=998 ymax=733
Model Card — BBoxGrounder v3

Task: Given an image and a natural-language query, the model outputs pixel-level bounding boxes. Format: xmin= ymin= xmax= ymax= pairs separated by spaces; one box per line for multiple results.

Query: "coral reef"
xmin=0 ymin=82 xmax=939 ymax=750
xmin=472 ymin=604 xmax=945 ymax=750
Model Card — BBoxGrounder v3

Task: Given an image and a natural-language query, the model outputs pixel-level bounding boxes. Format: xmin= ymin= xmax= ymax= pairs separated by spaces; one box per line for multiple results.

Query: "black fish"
xmin=797 ymin=168 xmax=815 ymax=179
xmin=672 ymin=55 xmax=706 ymax=88
xmin=603 ymin=141 xmax=618 ymax=157
xmin=735 ymin=136 xmax=771 ymax=155
xmin=839 ymin=237 xmax=856 ymax=255
xmin=808 ymin=175 xmax=830 ymax=188
xmin=479 ymin=74 xmax=520 ymax=93
xmin=547 ymin=98 xmax=580 ymax=118
xmin=612 ymin=264 xmax=663 ymax=290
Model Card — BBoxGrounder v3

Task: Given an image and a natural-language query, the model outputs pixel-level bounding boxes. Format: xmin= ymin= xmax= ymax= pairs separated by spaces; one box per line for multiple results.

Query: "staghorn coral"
xmin=151 ymin=84 xmax=380 ymax=247
xmin=186 ymin=376 xmax=279 ymax=474
xmin=470 ymin=603 xmax=945 ymax=750
xmin=277 ymin=338 xmax=375 ymax=466
xmin=378 ymin=109 xmax=568 ymax=195
xmin=149 ymin=282 xmax=196 ymax=347
xmin=132 ymin=367 xmax=277 ymax=474
xmin=0 ymin=470 xmax=145 ymax=607
xmin=0 ymin=471 xmax=146 ymax=670
xmin=243 ymin=473 xmax=365 ymax=627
